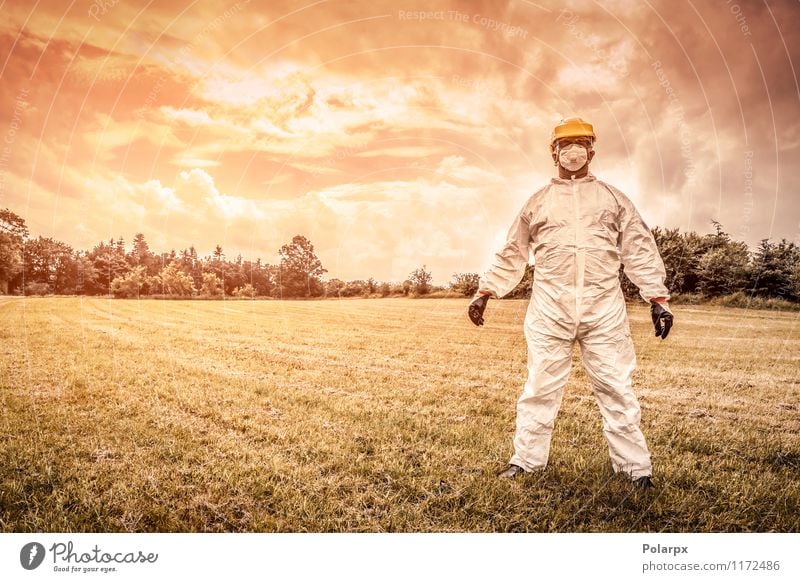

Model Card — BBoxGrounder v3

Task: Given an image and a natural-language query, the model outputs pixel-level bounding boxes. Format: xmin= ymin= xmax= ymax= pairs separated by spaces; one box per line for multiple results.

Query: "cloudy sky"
xmin=1 ymin=0 xmax=798 ymax=284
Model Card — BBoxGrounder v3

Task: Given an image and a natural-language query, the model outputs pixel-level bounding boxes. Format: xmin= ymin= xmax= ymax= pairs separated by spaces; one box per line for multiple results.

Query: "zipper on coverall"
xmin=572 ymin=177 xmax=584 ymax=333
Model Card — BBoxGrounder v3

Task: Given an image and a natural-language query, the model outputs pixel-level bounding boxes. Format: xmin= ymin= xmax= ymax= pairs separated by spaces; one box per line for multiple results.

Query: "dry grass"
xmin=1 ymin=296 xmax=798 ymax=532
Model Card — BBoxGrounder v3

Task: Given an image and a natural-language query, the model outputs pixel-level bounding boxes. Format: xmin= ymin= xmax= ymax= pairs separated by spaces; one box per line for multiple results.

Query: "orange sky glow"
xmin=1 ymin=0 xmax=798 ymax=284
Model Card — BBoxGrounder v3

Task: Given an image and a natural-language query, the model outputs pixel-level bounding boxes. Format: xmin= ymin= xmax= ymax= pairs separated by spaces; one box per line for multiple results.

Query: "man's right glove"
xmin=468 ymin=293 xmax=490 ymax=326
xmin=650 ymin=301 xmax=673 ymax=339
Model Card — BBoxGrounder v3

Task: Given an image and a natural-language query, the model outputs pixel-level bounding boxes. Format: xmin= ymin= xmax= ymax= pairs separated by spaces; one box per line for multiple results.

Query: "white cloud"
xmin=140 ymin=179 xmax=185 ymax=214
xmin=176 ymin=168 xmax=266 ymax=221
xmin=159 ymin=107 xmax=215 ymax=127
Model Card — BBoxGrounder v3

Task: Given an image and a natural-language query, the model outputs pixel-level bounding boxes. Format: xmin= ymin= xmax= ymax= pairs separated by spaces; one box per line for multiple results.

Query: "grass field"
xmin=1 ymin=296 xmax=798 ymax=532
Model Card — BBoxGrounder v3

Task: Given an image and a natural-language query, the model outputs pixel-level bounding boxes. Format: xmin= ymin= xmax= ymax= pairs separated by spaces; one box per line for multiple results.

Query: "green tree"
xmin=790 ymin=261 xmax=800 ymax=300
xmin=679 ymin=231 xmax=717 ymax=293
xmin=651 ymin=227 xmax=688 ymax=293
xmin=651 ymin=227 xmax=719 ymax=294
xmin=409 ymin=265 xmax=432 ymax=295
xmin=158 ymin=262 xmax=195 ymax=297
xmin=450 ymin=272 xmax=480 ymax=297
xmin=507 ymin=264 xmax=535 ymax=299
xmin=201 ymin=272 xmax=223 ymax=297
xmin=278 ymin=235 xmax=326 ymax=298
xmin=188 ymin=246 xmax=202 ymax=285
xmin=130 ymin=233 xmax=152 ymax=269
xmin=221 ymin=261 xmax=245 ymax=296
xmin=0 ymin=208 xmax=28 ymax=294
xmin=325 ymin=278 xmax=346 ymax=298
xmin=111 ymin=265 xmax=149 ymax=298
xmin=246 ymin=258 xmax=274 ymax=297
xmin=697 ymin=241 xmax=751 ymax=297
xmin=232 ymin=283 xmax=255 ymax=298
xmin=24 ymin=282 xmax=51 ymax=295
xmin=0 ymin=208 xmax=28 ymax=237
xmin=22 ymin=237 xmax=76 ymax=295
xmin=88 ymin=239 xmax=130 ymax=295
xmin=74 ymin=252 xmax=99 ymax=295
xmin=341 ymin=280 xmax=367 ymax=297
xmin=749 ymin=239 xmax=800 ymax=300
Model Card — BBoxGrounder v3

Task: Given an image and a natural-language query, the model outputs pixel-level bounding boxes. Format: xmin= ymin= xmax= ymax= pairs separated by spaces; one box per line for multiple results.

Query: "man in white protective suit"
xmin=468 ymin=117 xmax=673 ymax=489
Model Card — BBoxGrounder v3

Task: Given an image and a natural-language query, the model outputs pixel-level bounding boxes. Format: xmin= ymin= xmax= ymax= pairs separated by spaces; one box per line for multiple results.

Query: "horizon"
xmin=1 ymin=202 xmax=787 ymax=287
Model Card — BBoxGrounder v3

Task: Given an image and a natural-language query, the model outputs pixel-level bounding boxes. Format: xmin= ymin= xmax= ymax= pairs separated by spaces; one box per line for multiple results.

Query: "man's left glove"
xmin=468 ymin=293 xmax=490 ymax=326
xmin=650 ymin=301 xmax=673 ymax=339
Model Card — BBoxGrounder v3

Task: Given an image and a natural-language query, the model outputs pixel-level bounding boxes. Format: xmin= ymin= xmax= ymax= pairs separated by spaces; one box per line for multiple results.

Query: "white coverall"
xmin=478 ymin=173 xmax=669 ymax=478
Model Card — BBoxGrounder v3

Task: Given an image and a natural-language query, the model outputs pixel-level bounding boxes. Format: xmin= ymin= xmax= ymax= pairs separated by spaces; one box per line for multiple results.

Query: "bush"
xmin=111 ymin=265 xmax=149 ymax=298
xmin=201 ymin=272 xmax=223 ymax=297
xmin=111 ymin=277 xmax=140 ymax=298
xmin=159 ymin=262 xmax=195 ymax=297
xmin=232 ymin=283 xmax=256 ymax=298
xmin=450 ymin=272 xmax=479 ymax=296
xmin=710 ymin=291 xmax=799 ymax=312
xmin=324 ymin=279 xmax=345 ymax=298
xmin=667 ymin=292 xmax=705 ymax=305
xmin=409 ymin=266 xmax=432 ymax=295
xmin=24 ymin=281 xmax=51 ymax=296
xmin=340 ymin=281 xmax=366 ymax=297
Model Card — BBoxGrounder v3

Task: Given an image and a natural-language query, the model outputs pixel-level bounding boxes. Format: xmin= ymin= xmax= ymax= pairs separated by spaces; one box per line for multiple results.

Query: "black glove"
xmin=468 ymin=294 xmax=490 ymax=326
xmin=650 ymin=301 xmax=673 ymax=339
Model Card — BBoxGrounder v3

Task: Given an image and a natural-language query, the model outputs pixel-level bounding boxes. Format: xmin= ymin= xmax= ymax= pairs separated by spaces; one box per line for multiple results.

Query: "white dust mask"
xmin=558 ymin=144 xmax=588 ymax=172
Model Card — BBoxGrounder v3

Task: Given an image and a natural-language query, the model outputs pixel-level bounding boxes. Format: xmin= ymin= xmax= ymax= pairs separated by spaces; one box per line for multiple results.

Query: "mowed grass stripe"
xmin=3 ymin=302 xmax=524 ymax=532
xmin=1 ymin=297 xmax=798 ymax=532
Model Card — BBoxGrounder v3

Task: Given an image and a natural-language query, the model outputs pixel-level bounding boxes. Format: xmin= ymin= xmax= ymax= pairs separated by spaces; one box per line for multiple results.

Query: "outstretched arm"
xmin=476 ymin=208 xmax=531 ymax=299
xmin=617 ymin=194 xmax=670 ymax=303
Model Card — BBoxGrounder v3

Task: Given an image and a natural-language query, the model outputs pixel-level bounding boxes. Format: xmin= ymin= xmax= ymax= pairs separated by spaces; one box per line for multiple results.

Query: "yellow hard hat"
xmin=550 ymin=117 xmax=596 ymax=149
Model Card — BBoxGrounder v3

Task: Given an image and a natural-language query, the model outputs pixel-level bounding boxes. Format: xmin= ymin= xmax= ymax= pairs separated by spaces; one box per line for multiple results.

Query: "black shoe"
xmin=498 ymin=464 xmax=525 ymax=479
xmin=633 ymin=476 xmax=655 ymax=489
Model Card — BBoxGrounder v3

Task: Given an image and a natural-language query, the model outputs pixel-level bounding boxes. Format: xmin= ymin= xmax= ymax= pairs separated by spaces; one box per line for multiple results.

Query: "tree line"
xmin=1 ymin=209 xmax=799 ymax=304
xmin=495 ymin=220 xmax=800 ymax=306
xmin=0 ymin=208 xmax=437 ymax=299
